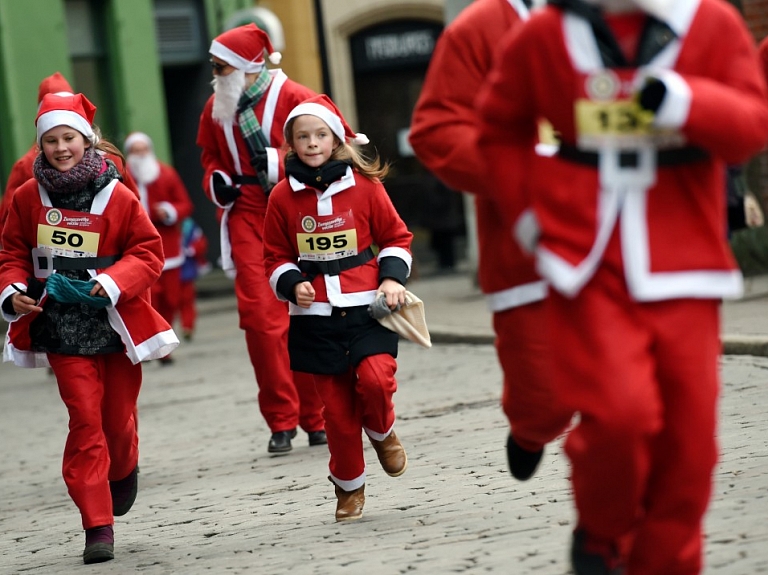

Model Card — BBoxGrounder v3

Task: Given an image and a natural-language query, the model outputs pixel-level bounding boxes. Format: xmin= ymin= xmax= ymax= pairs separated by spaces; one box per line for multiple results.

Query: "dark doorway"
xmin=351 ymin=19 xmax=466 ymax=276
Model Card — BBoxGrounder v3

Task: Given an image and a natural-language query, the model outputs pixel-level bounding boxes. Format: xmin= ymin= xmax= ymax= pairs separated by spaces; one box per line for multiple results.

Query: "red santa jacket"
xmin=477 ymin=0 xmax=768 ymax=301
xmin=409 ymin=0 xmax=546 ymax=311
xmin=0 ymin=178 xmax=178 ymax=367
xmin=196 ymin=70 xmax=316 ymax=270
xmin=263 ymin=167 xmax=413 ymax=316
xmin=132 ymin=162 xmax=194 ymax=270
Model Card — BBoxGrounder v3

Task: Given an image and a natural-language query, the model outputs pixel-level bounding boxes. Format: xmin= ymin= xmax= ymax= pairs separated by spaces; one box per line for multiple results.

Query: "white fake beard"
xmin=127 ymin=153 xmax=161 ymax=185
xmin=211 ymin=69 xmax=246 ymax=124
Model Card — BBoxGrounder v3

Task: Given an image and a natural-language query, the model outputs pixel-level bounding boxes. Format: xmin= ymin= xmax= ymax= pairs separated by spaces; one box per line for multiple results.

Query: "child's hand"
xmin=294 ymin=281 xmax=316 ymax=308
xmin=89 ymin=281 xmax=108 ymax=299
xmin=377 ymin=278 xmax=406 ymax=310
xmin=11 ymin=292 xmax=43 ymax=315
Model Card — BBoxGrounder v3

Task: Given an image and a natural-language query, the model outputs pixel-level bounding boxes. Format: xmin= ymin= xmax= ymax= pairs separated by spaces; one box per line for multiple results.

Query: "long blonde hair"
xmin=284 ymin=116 xmax=390 ymax=181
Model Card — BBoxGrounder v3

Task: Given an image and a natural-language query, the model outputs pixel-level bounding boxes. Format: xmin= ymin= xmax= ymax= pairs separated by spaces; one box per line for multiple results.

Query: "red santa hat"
xmin=37 ymin=72 xmax=74 ymax=104
xmin=209 ymin=23 xmax=282 ymax=73
xmin=35 ymin=93 xmax=97 ymax=146
xmin=284 ymin=94 xmax=369 ymax=146
xmin=123 ymin=131 xmax=154 ymax=153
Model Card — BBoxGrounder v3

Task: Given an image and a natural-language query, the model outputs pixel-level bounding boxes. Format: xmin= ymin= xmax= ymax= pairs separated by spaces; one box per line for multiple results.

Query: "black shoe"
xmin=506 ymin=433 xmax=543 ymax=481
xmin=83 ymin=525 xmax=114 ymax=564
xmin=268 ymin=428 xmax=297 ymax=454
xmin=308 ymin=430 xmax=327 ymax=446
xmin=110 ymin=466 xmax=138 ymax=516
xmin=571 ymin=528 xmax=625 ymax=575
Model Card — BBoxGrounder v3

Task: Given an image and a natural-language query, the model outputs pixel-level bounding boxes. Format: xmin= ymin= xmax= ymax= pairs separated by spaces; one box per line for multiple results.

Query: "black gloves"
xmin=638 ymin=77 xmax=667 ymax=113
xmin=253 ymin=151 xmax=269 ymax=173
xmin=26 ymin=277 xmax=46 ymax=302
xmin=212 ymin=172 xmax=241 ymax=205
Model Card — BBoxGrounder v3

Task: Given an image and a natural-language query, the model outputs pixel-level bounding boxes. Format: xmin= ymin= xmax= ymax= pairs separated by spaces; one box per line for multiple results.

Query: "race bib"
xmin=296 ymin=210 xmax=358 ymax=262
xmin=574 ymin=69 xmax=681 ymax=149
xmin=37 ymin=207 xmax=102 ymax=258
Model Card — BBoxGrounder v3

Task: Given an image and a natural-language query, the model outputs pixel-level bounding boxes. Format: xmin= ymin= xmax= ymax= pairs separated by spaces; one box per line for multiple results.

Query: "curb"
xmin=195 ymin=300 xmax=768 ymax=357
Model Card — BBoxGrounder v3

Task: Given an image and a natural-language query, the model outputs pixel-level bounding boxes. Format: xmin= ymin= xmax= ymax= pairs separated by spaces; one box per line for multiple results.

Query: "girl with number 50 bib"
xmin=263 ymin=94 xmax=413 ymax=522
xmin=0 ymin=93 xmax=177 ymax=565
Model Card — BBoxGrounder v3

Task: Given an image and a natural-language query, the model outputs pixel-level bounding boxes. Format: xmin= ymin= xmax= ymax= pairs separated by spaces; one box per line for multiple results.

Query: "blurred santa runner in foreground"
xmin=476 ymin=0 xmax=768 ymax=573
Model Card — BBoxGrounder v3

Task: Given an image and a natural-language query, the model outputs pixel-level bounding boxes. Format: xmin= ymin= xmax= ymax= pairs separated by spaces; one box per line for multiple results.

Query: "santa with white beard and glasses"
xmin=476 ymin=0 xmax=768 ymax=573
xmin=124 ymin=132 xmax=193 ymax=364
xmin=196 ymin=23 xmax=326 ymax=455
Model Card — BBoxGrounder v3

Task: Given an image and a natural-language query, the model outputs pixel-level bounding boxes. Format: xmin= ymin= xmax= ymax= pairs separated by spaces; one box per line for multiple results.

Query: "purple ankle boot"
xmin=83 ymin=525 xmax=114 ymax=564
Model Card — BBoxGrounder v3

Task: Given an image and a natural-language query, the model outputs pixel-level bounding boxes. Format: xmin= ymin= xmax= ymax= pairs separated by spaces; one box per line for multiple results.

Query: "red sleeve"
xmin=159 ymin=166 xmax=194 ymax=223
xmin=262 ymin=181 xmax=299 ymax=280
xmin=677 ymin=3 xmax=768 ymax=163
xmin=0 ymin=181 xmax=38 ymax=289
xmin=410 ymin=6 xmax=518 ymax=195
xmin=368 ymin=179 xmax=413 ymax=255
xmin=1 ymin=150 xmax=36 ymax=231
xmin=196 ymin=96 xmax=228 ymax=203
xmin=475 ymin=22 xmax=540 ymax=228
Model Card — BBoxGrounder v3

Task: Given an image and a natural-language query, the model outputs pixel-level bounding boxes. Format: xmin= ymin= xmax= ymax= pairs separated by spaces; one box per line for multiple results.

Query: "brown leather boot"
xmin=369 ymin=430 xmax=408 ymax=477
xmin=330 ymin=477 xmax=365 ymax=522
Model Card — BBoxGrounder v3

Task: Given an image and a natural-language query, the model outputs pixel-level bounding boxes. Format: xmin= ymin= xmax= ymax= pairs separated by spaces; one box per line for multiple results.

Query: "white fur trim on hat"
xmin=36 ymin=110 xmax=95 ymax=145
xmin=284 ymin=102 xmax=369 ymax=145
xmin=210 ymin=40 xmax=265 ymax=73
xmin=123 ymin=132 xmax=153 ymax=153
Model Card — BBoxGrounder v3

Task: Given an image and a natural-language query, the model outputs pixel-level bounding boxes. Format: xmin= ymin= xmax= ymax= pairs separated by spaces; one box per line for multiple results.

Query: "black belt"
xmin=36 ymin=254 xmax=120 ymax=272
xmin=557 ymin=143 xmax=709 ymax=167
xmin=299 ymin=247 xmax=375 ymax=277
xmin=231 ymin=174 xmax=262 ymax=185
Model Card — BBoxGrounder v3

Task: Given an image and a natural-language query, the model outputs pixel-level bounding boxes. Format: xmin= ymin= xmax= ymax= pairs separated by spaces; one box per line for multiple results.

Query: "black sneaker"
xmin=110 ymin=466 xmax=138 ymax=516
xmin=308 ymin=430 xmax=327 ymax=446
xmin=571 ymin=528 xmax=625 ymax=575
xmin=505 ymin=433 xmax=543 ymax=480
xmin=268 ymin=428 xmax=297 ymax=454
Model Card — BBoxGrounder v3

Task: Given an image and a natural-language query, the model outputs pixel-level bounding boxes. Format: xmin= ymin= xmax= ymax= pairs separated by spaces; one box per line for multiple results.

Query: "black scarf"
xmin=285 ymin=156 xmax=352 ymax=190
xmin=548 ymin=0 xmax=676 ymax=67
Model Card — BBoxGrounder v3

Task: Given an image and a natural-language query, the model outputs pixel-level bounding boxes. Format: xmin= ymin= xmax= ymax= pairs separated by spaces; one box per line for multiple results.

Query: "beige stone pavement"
xmin=0 ymin=270 xmax=766 ymax=574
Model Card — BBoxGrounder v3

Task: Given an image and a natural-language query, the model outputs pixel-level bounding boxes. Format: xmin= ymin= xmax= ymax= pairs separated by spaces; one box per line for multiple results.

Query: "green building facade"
xmin=0 ymin=0 xmax=253 ymax=253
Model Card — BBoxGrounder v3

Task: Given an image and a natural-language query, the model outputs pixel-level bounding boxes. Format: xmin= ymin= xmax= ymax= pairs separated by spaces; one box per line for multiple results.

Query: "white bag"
xmin=377 ymin=291 xmax=432 ymax=349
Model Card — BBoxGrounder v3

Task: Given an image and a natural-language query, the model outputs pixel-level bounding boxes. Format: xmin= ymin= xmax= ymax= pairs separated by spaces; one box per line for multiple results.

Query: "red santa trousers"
xmin=314 ymin=354 xmax=398 ymax=485
xmin=178 ymin=279 xmax=197 ymax=333
xmin=493 ymin=300 xmax=573 ymax=452
xmin=48 ymin=352 xmax=141 ymax=530
xmin=228 ymin=209 xmax=324 ymax=433
xmin=548 ymin=266 xmax=720 ymax=575
xmin=151 ymin=267 xmax=182 ymax=327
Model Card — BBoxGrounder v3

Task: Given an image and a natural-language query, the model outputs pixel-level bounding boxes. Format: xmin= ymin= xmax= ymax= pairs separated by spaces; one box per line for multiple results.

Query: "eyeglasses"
xmin=210 ymin=60 xmax=229 ymax=74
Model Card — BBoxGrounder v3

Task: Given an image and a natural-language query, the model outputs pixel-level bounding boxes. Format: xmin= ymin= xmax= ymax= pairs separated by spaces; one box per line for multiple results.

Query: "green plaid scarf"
xmin=237 ymin=67 xmax=273 ymax=193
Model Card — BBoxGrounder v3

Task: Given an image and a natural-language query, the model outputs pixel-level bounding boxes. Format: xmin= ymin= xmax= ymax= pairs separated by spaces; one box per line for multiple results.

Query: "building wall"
xmin=0 ymin=0 xmax=171 ymax=183
xmin=0 ymin=0 xmax=71 ymax=179
xmin=318 ymin=0 xmax=443 ymax=127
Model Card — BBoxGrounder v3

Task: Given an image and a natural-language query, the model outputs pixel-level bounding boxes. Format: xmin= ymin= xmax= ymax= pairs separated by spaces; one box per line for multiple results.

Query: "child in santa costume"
xmin=178 ymin=217 xmax=210 ymax=341
xmin=477 ymin=0 xmax=768 ymax=573
xmin=0 ymin=93 xmax=178 ymax=565
xmin=409 ymin=0 xmax=573 ymax=481
xmin=263 ymin=94 xmax=413 ymax=522
xmin=124 ymin=131 xmax=194 ymax=362
xmin=196 ymin=23 xmax=325 ymax=454
xmin=0 ymin=72 xmax=139 ymax=236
